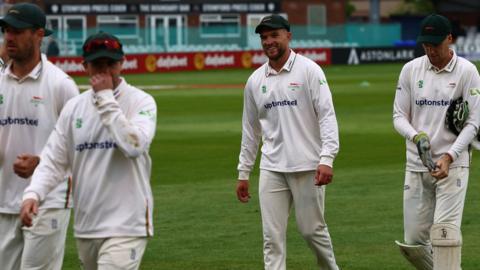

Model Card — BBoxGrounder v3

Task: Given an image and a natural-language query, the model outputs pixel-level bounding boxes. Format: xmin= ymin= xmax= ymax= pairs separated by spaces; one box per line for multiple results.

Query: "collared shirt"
xmin=238 ymin=50 xmax=339 ymax=179
xmin=24 ymin=78 xmax=157 ymax=238
xmin=393 ymin=50 xmax=480 ymax=171
xmin=264 ymin=52 xmax=296 ymax=76
xmin=6 ymin=59 xmax=43 ymax=82
xmin=426 ymin=53 xmax=457 ymax=74
xmin=0 ymin=54 xmax=78 ymax=213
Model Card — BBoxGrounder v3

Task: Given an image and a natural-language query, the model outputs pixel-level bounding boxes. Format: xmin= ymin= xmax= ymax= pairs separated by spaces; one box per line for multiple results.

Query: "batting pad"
xmin=430 ymin=223 xmax=462 ymax=270
xmin=395 ymin=240 xmax=433 ymax=270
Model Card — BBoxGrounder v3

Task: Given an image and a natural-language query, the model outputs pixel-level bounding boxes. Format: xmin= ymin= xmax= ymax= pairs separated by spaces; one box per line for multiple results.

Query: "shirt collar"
xmin=112 ymin=77 xmax=125 ymax=98
xmin=6 ymin=54 xmax=45 ymax=83
xmin=265 ymin=50 xmax=297 ymax=77
xmin=426 ymin=49 xmax=457 ymax=74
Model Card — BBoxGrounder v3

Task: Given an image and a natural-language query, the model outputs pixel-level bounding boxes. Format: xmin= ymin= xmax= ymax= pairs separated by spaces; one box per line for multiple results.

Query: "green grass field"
xmin=64 ymin=62 xmax=480 ymax=269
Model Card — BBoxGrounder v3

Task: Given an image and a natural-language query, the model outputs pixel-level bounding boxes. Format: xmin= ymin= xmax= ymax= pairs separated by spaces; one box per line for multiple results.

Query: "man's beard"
xmin=264 ymin=45 xmax=286 ymax=61
xmin=8 ymin=45 xmax=34 ymax=63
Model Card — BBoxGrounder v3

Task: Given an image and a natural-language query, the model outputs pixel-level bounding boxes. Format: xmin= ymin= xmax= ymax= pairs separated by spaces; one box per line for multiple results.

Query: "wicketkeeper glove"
xmin=445 ymin=97 xmax=469 ymax=136
xmin=413 ymin=132 xmax=436 ymax=171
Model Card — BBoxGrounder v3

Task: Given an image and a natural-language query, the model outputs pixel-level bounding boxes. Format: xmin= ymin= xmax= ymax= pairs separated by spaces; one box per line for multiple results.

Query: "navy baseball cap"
xmin=417 ymin=14 xmax=452 ymax=45
xmin=82 ymin=32 xmax=124 ymax=62
xmin=0 ymin=3 xmax=52 ymax=36
xmin=255 ymin=14 xmax=290 ymax=34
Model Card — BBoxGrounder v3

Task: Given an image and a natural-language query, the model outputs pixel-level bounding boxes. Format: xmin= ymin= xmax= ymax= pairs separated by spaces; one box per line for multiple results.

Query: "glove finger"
xmin=427 ymin=160 xmax=437 ymax=171
xmin=425 ymin=152 xmax=436 ymax=171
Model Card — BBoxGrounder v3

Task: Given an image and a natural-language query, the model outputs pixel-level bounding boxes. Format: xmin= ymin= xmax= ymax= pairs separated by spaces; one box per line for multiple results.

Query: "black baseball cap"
xmin=255 ymin=14 xmax=290 ymax=34
xmin=0 ymin=3 xmax=52 ymax=36
xmin=417 ymin=14 xmax=452 ymax=45
xmin=82 ymin=32 xmax=124 ymax=63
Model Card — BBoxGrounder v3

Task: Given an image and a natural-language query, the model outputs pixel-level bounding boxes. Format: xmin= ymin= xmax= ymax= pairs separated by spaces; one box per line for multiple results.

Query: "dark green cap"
xmin=255 ymin=14 xmax=290 ymax=34
xmin=417 ymin=14 xmax=452 ymax=45
xmin=0 ymin=3 xmax=52 ymax=36
xmin=82 ymin=32 xmax=124 ymax=62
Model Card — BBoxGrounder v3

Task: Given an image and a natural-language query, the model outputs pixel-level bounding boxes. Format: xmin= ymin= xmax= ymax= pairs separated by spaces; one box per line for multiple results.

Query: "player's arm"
xmin=434 ymin=66 xmax=480 ymax=179
xmin=393 ymin=65 xmax=437 ymax=171
xmin=21 ymin=104 xmax=73 ymax=226
xmin=236 ymin=79 xmax=261 ymax=202
xmin=93 ymin=87 xmax=157 ymax=158
xmin=393 ymin=65 xmax=418 ymax=140
xmin=309 ymin=66 xmax=339 ymax=186
xmin=449 ymin=66 xmax=480 ymax=158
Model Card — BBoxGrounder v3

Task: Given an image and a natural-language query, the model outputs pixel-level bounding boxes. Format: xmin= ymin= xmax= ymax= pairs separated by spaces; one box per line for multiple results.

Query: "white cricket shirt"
xmin=24 ymin=78 xmax=156 ymax=238
xmin=0 ymin=54 xmax=78 ymax=214
xmin=238 ymin=50 xmax=339 ymax=180
xmin=393 ymin=50 xmax=480 ymax=171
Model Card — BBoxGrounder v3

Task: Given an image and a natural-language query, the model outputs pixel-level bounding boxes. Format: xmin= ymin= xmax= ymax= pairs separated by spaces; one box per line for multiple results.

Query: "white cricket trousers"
xmin=403 ymin=167 xmax=468 ymax=245
xmin=76 ymin=237 xmax=148 ymax=270
xmin=259 ymin=170 xmax=339 ymax=270
xmin=0 ymin=208 xmax=70 ymax=270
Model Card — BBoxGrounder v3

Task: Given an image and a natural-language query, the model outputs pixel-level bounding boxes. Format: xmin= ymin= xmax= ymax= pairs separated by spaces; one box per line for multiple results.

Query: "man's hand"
xmin=315 ymin=164 xmax=333 ymax=186
xmin=90 ymin=73 xmax=113 ymax=93
xmin=431 ymin=154 xmax=453 ymax=180
xmin=236 ymin=180 xmax=250 ymax=203
xmin=13 ymin=154 xmax=40 ymax=179
xmin=413 ymin=132 xmax=437 ymax=172
xmin=20 ymin=199 xmax=38 ymax=227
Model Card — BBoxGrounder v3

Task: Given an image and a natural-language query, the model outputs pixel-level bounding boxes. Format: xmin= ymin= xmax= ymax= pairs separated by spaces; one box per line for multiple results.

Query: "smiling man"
xmin=393 ymin=14 xmax=480 ymax=270
xmin=235 ymin=14 xmax=340 ymax=270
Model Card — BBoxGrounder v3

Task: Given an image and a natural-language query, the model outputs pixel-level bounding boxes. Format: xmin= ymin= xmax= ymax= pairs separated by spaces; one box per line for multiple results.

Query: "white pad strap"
xmin=395 ymin=240 xmax=433 ymax=270
xmin=430 ymin=223 xmax=462 ymax=270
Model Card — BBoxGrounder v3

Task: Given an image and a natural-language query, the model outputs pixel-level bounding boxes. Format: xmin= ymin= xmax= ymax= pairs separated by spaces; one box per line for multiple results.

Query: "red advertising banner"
xmin=49 ymin=48 xmax=331 ymax=76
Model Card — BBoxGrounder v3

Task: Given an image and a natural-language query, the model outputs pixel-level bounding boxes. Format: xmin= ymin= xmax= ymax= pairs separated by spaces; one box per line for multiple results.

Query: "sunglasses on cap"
xmin=83 ymin=38 xmax=121 ymax=53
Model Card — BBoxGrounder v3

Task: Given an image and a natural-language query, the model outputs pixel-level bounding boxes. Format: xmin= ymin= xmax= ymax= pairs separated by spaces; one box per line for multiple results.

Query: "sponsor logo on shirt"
xmin=287 ymin=82 xmax=302 ymax=91
xmin=139 ymin=110 xmax=156 ymax=121
xmin=319 ymin=79 xmax=327 ymax=86
xmin=75 ymin=118 xmax=82 ymax=129
xmin=448 ymin=82 xmax=456 ymax=88
xmin=469 ymin=88 xmax=480 ymax=96
xmin=264 ymin=99 xmax=298 ymax=110
xmin=75 ymin=141 xmax=118 ymax=152
xmin=261 ymin=85 xmax=267 ymax=94
xmin=415 ymin=99 xmax=451 ymax=107
xmin=0 ymin=94 xmax=3 ymax=105
xmin=418 ymin=80 xmax=424 ymax=89
xmin=30 ymin=96 xmax=44 ymax=107
xmin=0 ymin=117 xmax=38 ymax=126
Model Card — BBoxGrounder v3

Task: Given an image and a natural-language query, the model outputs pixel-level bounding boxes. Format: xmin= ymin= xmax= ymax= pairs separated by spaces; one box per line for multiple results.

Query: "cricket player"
xmin=393 ymin=14 xmax=480 ymax=270
xmin=20 ymin=31 xmax=156 ymax=270
xmin=236 ymin=14 xmax=340 ymax=270
xmin=0 ymin=42 xmax=9 ymax=68
xmin=0 ymin=3 xmax=78 ymax=269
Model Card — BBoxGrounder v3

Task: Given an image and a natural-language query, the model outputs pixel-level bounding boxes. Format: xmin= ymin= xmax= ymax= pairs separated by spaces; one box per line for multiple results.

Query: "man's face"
xmin=259 ymin=28 xmax=291 ymax=61
xmin=2 ymin=26 xmax=41 ymax=61
xmin=422 ymin=34 xmax=452 ymax=67
xmin=83 ymin=57 xmax=123 ymax=78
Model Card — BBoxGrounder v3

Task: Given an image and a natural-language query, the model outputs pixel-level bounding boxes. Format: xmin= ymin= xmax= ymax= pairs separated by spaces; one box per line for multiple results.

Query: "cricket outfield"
xmin=61 ymin=62 xmax=480 ymax=269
